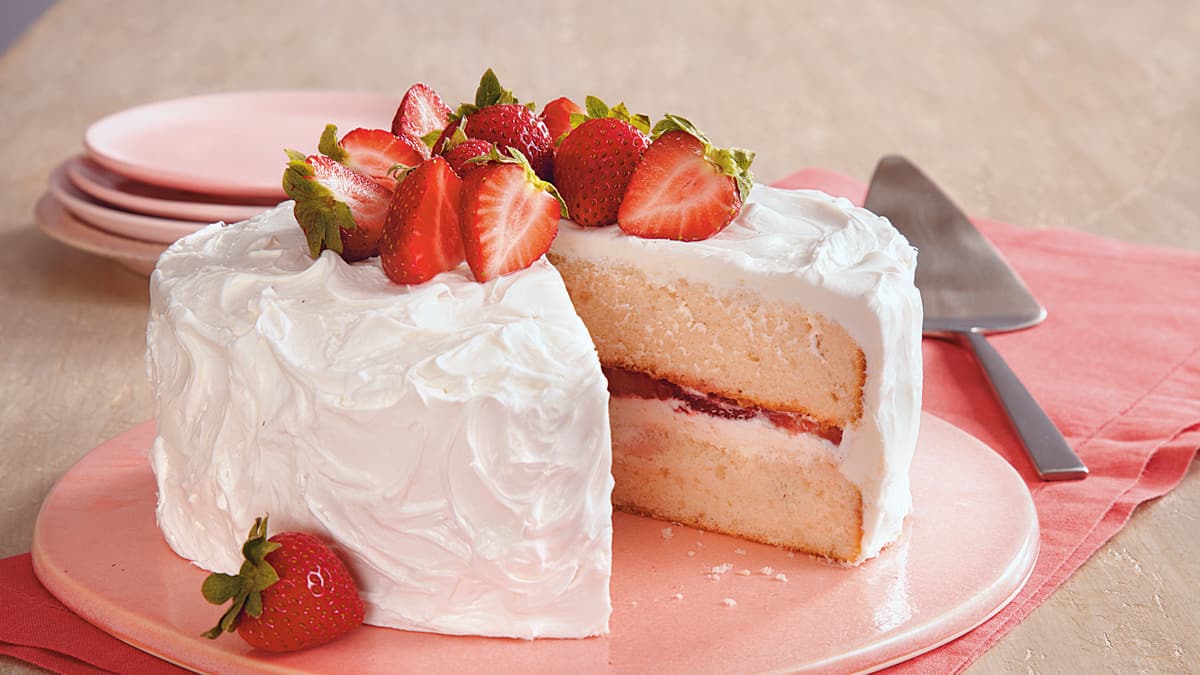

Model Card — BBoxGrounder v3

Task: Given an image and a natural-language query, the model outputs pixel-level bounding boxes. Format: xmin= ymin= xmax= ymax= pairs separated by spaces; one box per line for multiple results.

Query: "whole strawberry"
xmin=553 ymin=96 xmax=650 ymax=227
xmin=455 ymin=69 xmax=554 ymax=180
xmin=201 ymin=516 xmax=364 ymax=653
xmin=617 ymin=115 xmax=755 ymax=241
xmin=283 ymin=150 xmax=392 ymax=261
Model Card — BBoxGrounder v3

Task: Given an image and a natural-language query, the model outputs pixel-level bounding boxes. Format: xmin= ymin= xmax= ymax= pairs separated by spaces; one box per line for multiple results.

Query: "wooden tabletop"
xmin=2 ymin=1 xmax=1197 ymax=672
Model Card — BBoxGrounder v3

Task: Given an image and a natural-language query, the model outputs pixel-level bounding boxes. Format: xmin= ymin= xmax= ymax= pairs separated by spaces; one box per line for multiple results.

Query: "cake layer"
xmin=610 ymin=397 xmax=863 ymax=561
xmin=146 ymin=204 xmax=614 ymax=639
xmin=550 ymin=185 xmax=923 ymax=562
xmin=548 ymin=255 xmax=865 ymax=427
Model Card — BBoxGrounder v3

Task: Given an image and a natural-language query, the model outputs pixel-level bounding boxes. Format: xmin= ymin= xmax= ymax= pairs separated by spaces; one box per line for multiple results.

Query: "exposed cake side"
xmin=146 ymin=204 xmax=614 ymax=639
xmin=549 ymin=185 xmax=923 ymax=562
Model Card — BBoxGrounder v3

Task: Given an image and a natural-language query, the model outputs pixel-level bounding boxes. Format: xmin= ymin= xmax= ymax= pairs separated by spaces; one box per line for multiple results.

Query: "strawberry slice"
xmin=459 ymin=149 xmax=565 ymax=282
xmin=540 ymin=96 xmax=583 ymax=146
xmin=617 ymin=115 xmax=755 ymax=242
xmin=317 ymin=125 xmax=424 ymax=190
xmin=391 ymin=83 xmax=452 ymax=150
xmin=380 ymin=157 xmax=465 ymax=285
xmin=282 ymin=151 xmax=391 ymax=262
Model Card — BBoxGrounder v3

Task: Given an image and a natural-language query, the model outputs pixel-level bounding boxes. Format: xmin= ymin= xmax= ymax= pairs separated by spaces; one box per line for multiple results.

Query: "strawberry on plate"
xmin=553 ymin=96 xmax=651 ymax=227
xmin=201 ymin=516 xmax=364 ymax=653
xmin=539 ymin=96 xmax=583 ymax=146
xmin=283 ymin=150 xmax=392 ymax=261
xmin=380 ymin=156 xmax=465 ymax=285
xmin=454 ymin=69 xmax=554 ymax=180
xmin=318 ymin=124 xmax=425 ymax=190
xmin=459 ymin=148 xmax=565 ymax=282
xmin=390 ymin=82 xmax=452 ymax=151
xmin=617 ymin=114 xmax=755 ymax=242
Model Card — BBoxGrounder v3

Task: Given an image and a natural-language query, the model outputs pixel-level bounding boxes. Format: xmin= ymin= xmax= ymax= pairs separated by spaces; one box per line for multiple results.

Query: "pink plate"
xmin=66 ymin=155 xmax=276 ymax=224
xmin=34 ymin=193 xmax=168 ymax=276
xmin=32 ymin=415 xmax=1037 ymax=673
xmin=83 ymin=90 xmax=399 ymax=199
xmin=48 ymin=161 xmax=209 ymax=244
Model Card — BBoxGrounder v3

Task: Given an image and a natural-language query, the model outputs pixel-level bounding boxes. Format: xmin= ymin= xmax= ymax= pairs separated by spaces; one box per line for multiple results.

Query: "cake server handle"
xmin=960 ymin=329 xmax=1088 ymax=481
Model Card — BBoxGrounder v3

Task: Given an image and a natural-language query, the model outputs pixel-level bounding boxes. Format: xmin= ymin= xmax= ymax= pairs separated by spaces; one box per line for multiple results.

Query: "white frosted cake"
xmin=146 ymin=204 xmax=614 ymax=639
xmin=548 ymin=185 xmax=922 ymax=563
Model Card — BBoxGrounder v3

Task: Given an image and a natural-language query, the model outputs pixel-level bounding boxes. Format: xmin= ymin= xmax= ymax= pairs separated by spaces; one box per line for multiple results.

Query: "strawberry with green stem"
xmin=553 ymin=96 xmax=651 ymax=227
xmin=454 ymin=69 xmax=554 ymax=180
xmin=617 ymin=114 xmax=755 ymax=241
xmin=283 ymin=150 xmax=392 ymax=261
xmin=458 ymin=148 xmax=566 ymax=282
xmin=317 ymin=124 xmax=425 ymax=190
xmin=201 ymin=516 xmax=364 ymax=653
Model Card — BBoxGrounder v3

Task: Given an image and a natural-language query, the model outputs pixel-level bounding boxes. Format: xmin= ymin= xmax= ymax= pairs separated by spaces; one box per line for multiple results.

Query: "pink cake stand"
xmin=32 ymin=413 xmax=1037 ymax=673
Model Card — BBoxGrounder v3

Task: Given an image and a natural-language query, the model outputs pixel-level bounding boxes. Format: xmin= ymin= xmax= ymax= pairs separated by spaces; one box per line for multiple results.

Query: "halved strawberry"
xmin=553 ymin=96 xmax=650 ymax=227
xmin=379 ymin=157 xmax=464 ymax=285
xmin=459 ymin=149 xmax=565 ymax=282
xmin=454 ymin=69 xmax=554 ymax=180
xmin=390 ymin=82 xmax=452 ymax=150
xmin=540 ymin=96 xmax=583 ymax=146
xmin=283 ymin=150 xmax=391 ymax=261
xmin=318 ymin=125 xmax=425 ymax=190
xmin=617 ymin=115 xmax=755 ymax=242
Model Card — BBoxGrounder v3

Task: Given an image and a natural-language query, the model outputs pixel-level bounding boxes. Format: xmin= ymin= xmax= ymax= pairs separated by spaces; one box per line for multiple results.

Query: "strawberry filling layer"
xmin=602 ymin=367 xmax=843 ymax=445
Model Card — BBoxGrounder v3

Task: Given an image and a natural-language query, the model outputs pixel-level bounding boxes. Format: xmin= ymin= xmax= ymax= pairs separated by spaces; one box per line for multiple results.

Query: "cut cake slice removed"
xmin=548 ymin=185 xmax=923 ymax=563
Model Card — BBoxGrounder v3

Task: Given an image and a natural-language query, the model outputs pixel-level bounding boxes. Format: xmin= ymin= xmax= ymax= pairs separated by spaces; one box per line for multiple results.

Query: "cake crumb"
xmin=787 ymin=552 xmax=796 ymax=558
xmin=673 ymin=593 xmax=684 ymax=600
xmin=631 ymin=601 xmax=638 ymax=607
xmin=734 ymin=548 xmax=747 ymax=556
xmin=687 ymin=551 xmax=696 ymax=558
xmin=759 ymin=566 xmax=774 ymax=576
xmin=696 ymin=541 xmax=704 ymax=548
xmin=736 ymin=569 xmax=751 ymax=576
xmin=722 ymin=598 xmax=737 ymax=608
xmin=774 ymin=572 xmax=789 ymax=583
xmin=661 ymin=526 xmax=674 ymax=540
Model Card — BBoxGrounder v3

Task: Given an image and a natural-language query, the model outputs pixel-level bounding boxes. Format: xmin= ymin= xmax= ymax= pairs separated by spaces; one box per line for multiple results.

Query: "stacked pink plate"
xmin=35 ymin=90 xmax=399 ymax=275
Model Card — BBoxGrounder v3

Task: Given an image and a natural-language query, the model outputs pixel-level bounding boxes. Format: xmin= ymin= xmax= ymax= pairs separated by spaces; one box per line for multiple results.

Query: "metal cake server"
xmin=864 ymin=155 xmax=1088 ymax=481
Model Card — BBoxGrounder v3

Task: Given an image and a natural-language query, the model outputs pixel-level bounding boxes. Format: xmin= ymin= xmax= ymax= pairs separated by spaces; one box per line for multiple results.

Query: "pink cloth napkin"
xmin=775 ymin=168 xmax=1200 ymax=672
xmin=3 ymin=168 xmax=1198 ymax=673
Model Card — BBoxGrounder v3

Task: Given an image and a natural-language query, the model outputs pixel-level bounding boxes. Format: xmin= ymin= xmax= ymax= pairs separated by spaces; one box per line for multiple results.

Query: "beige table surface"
xmin=2 ymin=1 xmax=1197 ymax=673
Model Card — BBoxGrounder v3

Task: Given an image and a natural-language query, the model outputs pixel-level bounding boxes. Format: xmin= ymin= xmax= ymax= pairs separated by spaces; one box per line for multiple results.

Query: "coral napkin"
xmin=3 ymin=168 xmax=1199 ymax=674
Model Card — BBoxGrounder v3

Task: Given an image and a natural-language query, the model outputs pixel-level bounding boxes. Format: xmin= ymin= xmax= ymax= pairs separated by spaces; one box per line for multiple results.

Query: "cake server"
xmin=864 ymin=155 xmax=1088 ymax=481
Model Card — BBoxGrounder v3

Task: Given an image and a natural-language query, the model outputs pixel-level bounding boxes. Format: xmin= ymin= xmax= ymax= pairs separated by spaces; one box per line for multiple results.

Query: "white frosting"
xmin=146 ymin=204 xmax=613 ymax=638
xmin=550 ymin=185 xmax=923 ymax=562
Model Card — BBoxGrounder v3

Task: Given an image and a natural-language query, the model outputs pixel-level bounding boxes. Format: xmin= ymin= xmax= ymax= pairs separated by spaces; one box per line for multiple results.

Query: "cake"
xmin=145 ymin=205 xmax=614 ymax=639
xmin=549 ymin=185 xmax=922 ymax=563
xmin=144 ymin=72 xmax=923 ymax=646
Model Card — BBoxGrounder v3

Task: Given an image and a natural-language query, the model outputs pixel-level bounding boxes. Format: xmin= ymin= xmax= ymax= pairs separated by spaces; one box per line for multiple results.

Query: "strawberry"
xmin=201 ymin=516 xmax=364 ymax=653
xmin=459 ymin=148 xmax=565 ymax=282
xmin=553 ymin=96 xmax=651 ymax=227
xmin=442 ymin=138 xmax=495 ymax=177
xmin=283 ymin=150 xmax=392 ymax=261
xmin=317 ymin=124 xmax=424 ymax=190
xmin=380 ymin=157 xmax=465 ymax=285
xmin=539 ymin=96 xmax=583 ymax=146
xmin=390 ymin=82 xmax=451 ymax=151
xmin=617 ymin=115 xmax=755 ymax=242
xmin=454 ymin=69 xmax=554 ymax=180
